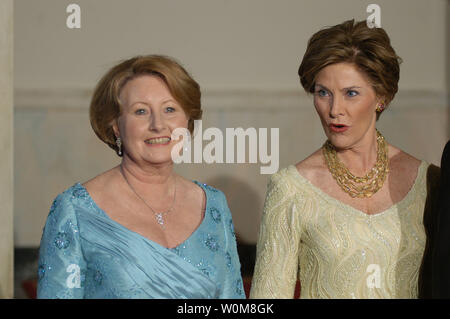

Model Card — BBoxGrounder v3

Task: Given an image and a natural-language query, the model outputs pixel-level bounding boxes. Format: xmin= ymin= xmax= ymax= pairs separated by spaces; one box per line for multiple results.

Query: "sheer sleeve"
xmin=37 ymin=191 xmax=87 ymax=299
xmin=218 ymin=191 xmax=246 ymax=299
xmin=250 ymin=172 xmax=302 ymax=299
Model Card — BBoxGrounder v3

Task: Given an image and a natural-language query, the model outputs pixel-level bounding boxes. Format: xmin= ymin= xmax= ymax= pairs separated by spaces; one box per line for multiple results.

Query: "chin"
xmin=135 ymin=151 xmax=173 ymax=166
xmin=144 ymin=155 xmax=174 ymax=165
xmin=325 ymin=133 xmax=352 ymax=150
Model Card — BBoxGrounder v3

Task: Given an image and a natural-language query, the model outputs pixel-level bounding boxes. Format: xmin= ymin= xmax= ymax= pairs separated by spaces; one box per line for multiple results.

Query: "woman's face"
xmin=113 ymin=75 xmax=189 ymax=166
xmin=313 ymin=62 xmax=381 ymax=150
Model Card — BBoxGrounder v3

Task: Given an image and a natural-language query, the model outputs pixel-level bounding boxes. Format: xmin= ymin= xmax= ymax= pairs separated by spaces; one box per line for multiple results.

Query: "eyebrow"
xmin=314 ymin=84 xmax=363 ymax=91
xmin=129 ymin=98 xmax=177 ymax=107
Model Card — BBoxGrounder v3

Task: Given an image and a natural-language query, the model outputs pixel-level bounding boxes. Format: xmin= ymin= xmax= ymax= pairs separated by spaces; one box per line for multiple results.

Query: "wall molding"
xmin=14 ymin=88 xmax=448 ymax=112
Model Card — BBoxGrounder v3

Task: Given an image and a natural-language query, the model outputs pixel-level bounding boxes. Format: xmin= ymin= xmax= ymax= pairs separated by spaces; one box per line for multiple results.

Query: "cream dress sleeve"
xmin=250 ymin=169 xmax=304 ymax=298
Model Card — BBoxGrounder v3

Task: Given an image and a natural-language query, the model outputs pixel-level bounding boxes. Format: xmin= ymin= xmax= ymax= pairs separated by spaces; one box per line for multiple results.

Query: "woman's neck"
xmin=334 ymin=128 xmax=379 ymax=177
xmin=119 ymin=156 xmax=176 ymax=187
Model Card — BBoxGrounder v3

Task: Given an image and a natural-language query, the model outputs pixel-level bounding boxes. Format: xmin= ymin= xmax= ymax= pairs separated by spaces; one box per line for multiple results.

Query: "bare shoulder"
xmin=174 ymin=175 xmax=206 ymax=217
xmin=295 ymin=148 xmax=327 ymax=181
xmin=82 ymin=167 xmax=119 ymax=195
xmin=176 ymin=175 xmax=205 ymax=199
xmin=388 ymin=144 xmax=422 ymax=173
xmin=386 ymin=144 xmax=426 ymax=194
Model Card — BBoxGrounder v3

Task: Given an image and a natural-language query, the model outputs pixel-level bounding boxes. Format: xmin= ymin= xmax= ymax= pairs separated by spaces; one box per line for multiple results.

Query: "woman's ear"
xmin=111 ymin=119 xmax=120 ymax=138
xmin=375 ymin=96 xmax=386 ymax=112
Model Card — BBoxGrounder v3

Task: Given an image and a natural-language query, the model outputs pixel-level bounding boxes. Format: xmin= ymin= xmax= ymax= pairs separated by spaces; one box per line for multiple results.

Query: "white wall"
xmin=14 ymin=0 xmax=449 ymax=246
xmin=14 ymin=0 xmax=448 ymax=92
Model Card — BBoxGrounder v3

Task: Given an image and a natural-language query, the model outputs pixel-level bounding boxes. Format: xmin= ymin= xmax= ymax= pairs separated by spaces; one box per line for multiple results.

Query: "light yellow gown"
xmin=250 ymin=161 xmax=430 ymax=299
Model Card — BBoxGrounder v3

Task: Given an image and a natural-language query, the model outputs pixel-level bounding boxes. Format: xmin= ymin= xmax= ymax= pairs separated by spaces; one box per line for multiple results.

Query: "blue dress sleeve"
xmin=218 ymin=192 xmax=245 ymax=299
xmin=37 ymin=191 xmax=87 ymax=299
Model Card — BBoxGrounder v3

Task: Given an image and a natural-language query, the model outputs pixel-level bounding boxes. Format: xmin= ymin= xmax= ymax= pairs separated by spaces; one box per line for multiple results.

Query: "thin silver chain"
xmin=119 ymin=165 xmax=177 ymax=229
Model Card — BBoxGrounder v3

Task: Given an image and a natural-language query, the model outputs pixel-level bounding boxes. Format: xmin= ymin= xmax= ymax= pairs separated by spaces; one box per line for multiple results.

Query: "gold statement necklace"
xmin=322 ymin=129 xmax=389 ymax=198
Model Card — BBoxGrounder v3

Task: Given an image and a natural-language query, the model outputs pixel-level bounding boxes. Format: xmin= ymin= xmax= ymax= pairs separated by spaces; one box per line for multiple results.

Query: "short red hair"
xmin=90 ymin=55 xmax=202 ymax=156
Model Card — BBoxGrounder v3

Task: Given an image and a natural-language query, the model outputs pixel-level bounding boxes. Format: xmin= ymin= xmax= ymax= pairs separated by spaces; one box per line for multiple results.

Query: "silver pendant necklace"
xmin=120 ymin=166 xmax=177 ymax=229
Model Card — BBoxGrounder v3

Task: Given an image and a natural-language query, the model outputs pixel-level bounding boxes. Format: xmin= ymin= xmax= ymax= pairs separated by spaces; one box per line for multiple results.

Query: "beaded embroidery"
xmin=54 ymin=232 xmax=71 ymax=249
xmin=209 ymin=207 xmax=221 ymax=223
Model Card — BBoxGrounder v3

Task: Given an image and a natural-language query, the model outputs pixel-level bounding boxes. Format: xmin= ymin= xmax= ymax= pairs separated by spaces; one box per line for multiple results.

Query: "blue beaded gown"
xmin=37 ymin=181 xmax=245 ymax=299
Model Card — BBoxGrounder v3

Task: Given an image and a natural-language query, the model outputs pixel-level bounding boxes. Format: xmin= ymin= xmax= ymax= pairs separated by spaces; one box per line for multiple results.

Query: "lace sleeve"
xmin=250 ymin=172 xmax=303 ymax=299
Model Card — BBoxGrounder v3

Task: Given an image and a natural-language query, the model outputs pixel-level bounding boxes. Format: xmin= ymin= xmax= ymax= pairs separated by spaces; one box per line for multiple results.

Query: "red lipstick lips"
xmin=329 ymin=123 xmax=349 ymax=133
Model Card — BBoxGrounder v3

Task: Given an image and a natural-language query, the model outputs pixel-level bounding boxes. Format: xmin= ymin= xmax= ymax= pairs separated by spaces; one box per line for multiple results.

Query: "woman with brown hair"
xmin=37 ymin=55 xmax=244 ymax=299
xmin=250 ymin=20 xmax=436 ymax=299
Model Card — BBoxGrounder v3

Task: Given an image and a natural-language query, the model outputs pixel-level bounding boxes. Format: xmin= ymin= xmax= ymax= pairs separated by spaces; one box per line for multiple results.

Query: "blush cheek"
xmin=313 ymin=100 xmax=327 ymax=121
xmin=316 ymin=108 xmax=329 ymax=133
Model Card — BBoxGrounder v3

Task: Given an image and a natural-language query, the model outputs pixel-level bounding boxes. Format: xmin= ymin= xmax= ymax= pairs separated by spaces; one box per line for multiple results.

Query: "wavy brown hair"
xmin=298 ymin=19 xmax=402 ymax=119
xmin=90 ymin=55 xmax=202 ymax=156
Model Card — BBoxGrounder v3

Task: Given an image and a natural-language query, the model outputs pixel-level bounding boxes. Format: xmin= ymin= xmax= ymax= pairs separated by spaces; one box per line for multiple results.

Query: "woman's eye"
xmin=165 ymin=106 xmax=175 ymax=113
xmin=347 ymin=90 xmax=358 ymax=97
xmin=316 ymin=89 xmax=328 ymax=97
xmin=135 ymin=109 xmax=146 ymax=115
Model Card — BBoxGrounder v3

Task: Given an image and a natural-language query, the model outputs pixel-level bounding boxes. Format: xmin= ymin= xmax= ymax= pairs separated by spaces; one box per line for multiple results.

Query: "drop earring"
xmin=116 ymin=137 xmax=122 ymax=156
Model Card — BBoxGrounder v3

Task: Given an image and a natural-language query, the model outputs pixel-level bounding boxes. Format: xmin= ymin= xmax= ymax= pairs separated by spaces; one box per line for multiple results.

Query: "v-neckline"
xmin=75 ymin=180 xmax=209 ymax=250
xmin=289 ymin=161 xmax=426 ymax=218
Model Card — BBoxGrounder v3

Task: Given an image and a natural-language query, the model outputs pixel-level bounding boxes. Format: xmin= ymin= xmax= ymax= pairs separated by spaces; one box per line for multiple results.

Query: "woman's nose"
xmin=329 ymin=96 xmax=344 ymax=118
xmin=149 ymin=111 xmax=165 ymax=132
